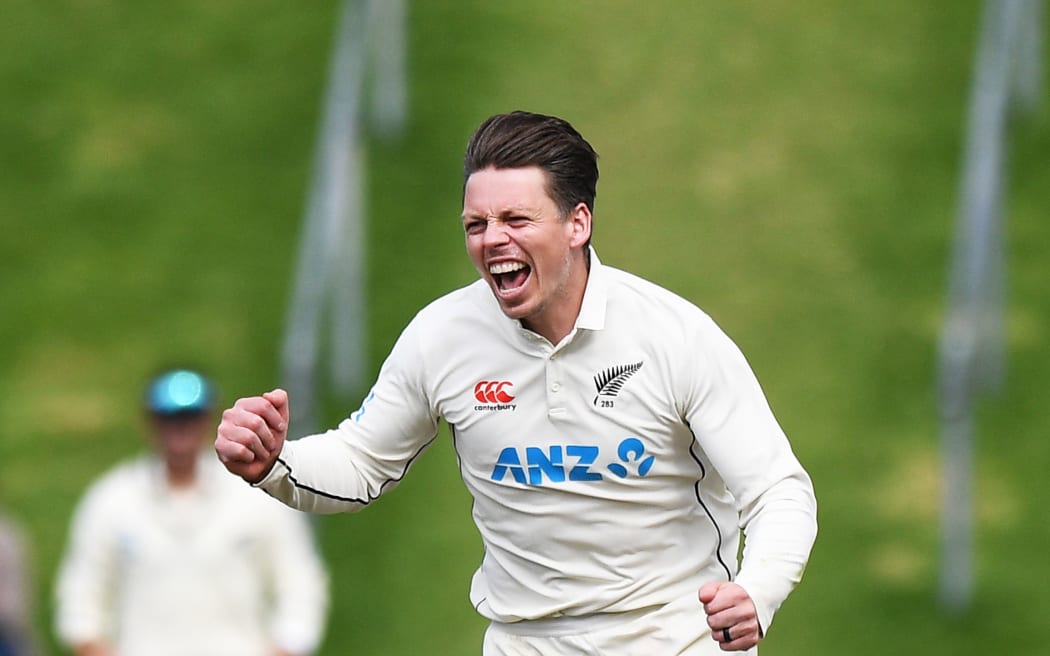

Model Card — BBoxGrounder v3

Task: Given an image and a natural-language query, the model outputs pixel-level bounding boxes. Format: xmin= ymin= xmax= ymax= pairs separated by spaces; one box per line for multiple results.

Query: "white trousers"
xmin=482 ymin=594 xmax=758 ymax=656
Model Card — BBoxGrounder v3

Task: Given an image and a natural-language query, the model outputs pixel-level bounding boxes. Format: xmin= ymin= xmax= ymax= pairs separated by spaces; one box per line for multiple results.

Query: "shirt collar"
xmin=574 ymin=247 xmax=607 ymax=332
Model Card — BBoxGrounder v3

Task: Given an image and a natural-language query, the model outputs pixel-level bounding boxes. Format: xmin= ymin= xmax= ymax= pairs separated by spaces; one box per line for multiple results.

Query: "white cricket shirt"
xmin=56 ymin=453 xmax=329 ymax=656
xmin=259 ymin=251 xmax=817 ymax=634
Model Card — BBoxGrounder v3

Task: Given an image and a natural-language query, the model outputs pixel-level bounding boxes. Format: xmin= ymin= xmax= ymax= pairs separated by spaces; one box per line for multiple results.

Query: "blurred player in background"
xmin=216 ymin=111 xmax=817 ymax=654
xmin=55 ymin=369 xmax=328 ymax=656
xmin=0 ymin=504 xmax=34 ymax=656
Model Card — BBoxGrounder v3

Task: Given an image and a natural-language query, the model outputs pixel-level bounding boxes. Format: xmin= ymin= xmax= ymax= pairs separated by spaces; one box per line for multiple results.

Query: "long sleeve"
xmin=263 ymin=507 xmax=329 ymax=655
xmin=682 ymin=314 xmax=818 ymax=633
xmin=53 ymin=482 xmax=118 ymax=647
xmin=257 ymin=317 xmax=441 ymax=513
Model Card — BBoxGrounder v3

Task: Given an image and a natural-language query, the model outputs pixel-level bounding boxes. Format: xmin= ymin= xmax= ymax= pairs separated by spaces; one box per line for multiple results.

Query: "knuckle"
xmin=235 ymin=395 xmax=262 ymax=410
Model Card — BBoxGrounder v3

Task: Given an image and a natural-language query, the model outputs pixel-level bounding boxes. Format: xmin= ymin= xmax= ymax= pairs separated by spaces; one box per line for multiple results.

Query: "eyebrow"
xmin=461 ymin=206 xmax=537 ymax=221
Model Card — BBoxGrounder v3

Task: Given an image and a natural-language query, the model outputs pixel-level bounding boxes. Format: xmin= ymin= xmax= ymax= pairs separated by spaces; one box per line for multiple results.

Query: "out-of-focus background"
xmin=2 ymin=1 xmax=1048 ymax=654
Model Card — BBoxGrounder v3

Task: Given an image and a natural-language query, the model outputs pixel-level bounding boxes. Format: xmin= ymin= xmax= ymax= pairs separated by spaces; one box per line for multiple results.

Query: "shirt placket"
xmin=545 ymin=351 xmax=566 ymax=419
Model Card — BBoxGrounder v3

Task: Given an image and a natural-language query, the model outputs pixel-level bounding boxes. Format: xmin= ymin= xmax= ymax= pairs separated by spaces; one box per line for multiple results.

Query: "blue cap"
xmin=146 ymin=369 xmax=214 ymax=415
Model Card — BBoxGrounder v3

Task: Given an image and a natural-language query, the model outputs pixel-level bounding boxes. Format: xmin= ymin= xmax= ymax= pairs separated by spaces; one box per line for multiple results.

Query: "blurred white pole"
xmin=329 ymin=0 xmax=408 ymax=395
xmin=367 ymin=0 xmax=408 ymax=138
xmin=1012 ymin=0 xmax=1044 ymax=114
xmin=281 ymin=0 xmax=407 ymax=438
xmin=937 ymin=0 xmax=1042 ymax=613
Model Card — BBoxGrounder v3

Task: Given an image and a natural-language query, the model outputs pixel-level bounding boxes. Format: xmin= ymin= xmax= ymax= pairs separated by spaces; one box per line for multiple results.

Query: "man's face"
xmin=152 ymin=413 xmax=211 ymax=470
xmin=462 ymin=166 xmax=591 ymax=340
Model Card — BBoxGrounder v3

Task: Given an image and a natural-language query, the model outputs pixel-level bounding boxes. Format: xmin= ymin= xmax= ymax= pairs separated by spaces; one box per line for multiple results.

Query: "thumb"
xmin=263 ymin=388 xmax=290 ymax=427
xmin=698 ymin=581 xmax=727 ymax=605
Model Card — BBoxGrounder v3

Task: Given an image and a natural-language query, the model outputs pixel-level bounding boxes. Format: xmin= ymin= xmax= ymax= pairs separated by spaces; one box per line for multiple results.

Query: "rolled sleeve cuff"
xmin=733 ymin=575 xmax=778 ymax=636
xmin=252 ymin=455 xmax=290 ymax=490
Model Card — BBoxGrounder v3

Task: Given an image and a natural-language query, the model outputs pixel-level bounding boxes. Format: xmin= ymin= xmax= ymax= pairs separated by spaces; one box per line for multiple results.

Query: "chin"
xmin=495 ymin=299 xmax=533 ymax=322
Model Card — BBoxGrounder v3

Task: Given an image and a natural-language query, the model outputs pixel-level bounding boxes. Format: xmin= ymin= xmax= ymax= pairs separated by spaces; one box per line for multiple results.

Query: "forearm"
xmin=257 ymin=421 xmax=437 ymax=514
xmin=734 ymin=471 xmax=818 ymax=632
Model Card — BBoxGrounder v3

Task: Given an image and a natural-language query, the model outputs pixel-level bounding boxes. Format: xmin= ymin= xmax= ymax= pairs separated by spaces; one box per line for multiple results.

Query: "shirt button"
xmin=552 ymin=382 xmax=561 ymax=392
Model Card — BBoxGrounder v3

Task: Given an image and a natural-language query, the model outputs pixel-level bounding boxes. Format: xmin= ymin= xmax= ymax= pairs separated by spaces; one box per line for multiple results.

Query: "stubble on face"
xmin=462 ymin=166 xmax=590 ymax=343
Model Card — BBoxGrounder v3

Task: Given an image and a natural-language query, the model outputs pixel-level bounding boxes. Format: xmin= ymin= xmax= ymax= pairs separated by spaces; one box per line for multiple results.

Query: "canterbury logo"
xmin=475 ymin=380 xmax=515 ymax=404
xmin=593 ymin=362 xmax=643 ymax=405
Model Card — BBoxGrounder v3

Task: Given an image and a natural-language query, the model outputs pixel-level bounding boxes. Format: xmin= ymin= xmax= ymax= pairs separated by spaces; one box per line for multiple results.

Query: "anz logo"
xmin=490 ymin=437 xmax=655 ymax=486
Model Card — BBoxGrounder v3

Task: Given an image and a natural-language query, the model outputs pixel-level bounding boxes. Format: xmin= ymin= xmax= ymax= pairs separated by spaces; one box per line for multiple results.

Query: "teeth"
xmin=489 ymin=261 xmax=526 ymax=275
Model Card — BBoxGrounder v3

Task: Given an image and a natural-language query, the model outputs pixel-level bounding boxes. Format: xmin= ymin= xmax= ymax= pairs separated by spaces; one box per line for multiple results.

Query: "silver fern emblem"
xmin=593 ymin=361 xmax=643 ymax=405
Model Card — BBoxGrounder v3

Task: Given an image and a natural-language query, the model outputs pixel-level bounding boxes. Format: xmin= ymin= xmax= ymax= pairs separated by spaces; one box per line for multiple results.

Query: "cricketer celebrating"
xmin=216 ymin=111 xmax=817 ymax=654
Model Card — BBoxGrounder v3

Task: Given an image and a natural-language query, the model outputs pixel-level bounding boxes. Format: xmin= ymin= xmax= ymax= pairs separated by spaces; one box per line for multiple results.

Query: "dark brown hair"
xmin=463 ymin=111 xmax=599 ymax=217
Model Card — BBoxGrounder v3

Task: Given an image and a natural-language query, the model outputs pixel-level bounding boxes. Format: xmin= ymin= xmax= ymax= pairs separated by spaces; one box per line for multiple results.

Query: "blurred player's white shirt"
xmin=56 ymin=453 xmax=328 ymax=656
xmin=259 ymin=250 xmax=816 ymax=639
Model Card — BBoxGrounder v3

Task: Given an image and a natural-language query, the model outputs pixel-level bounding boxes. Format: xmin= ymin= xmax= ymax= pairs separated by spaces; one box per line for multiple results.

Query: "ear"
xmin=567 ymin=202 xmax=592 ymax=250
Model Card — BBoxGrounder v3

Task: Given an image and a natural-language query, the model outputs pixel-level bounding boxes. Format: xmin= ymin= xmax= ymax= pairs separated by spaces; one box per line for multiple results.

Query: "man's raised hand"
xmin=214 ymin=389 xmax=290 ymax=483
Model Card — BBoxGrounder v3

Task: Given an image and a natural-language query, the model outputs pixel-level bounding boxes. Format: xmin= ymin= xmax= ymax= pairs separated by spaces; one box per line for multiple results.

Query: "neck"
xmin=526 ymin=305 xmax=581 ymax=345
xmin=166 ymin=462 xmax=197 ymax=489
xmin=525 ymin=260 xmax=590 ymax=345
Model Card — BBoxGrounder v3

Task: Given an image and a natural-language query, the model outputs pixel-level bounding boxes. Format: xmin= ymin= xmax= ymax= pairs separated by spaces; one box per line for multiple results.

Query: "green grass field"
xmin=2 ymin=1 xmax=1048 ymax=654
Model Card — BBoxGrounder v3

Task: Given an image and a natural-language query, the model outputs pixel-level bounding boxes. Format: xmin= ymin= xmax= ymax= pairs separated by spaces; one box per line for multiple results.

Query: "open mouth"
xmin=489 ymin=260 xmax=531 ymax=293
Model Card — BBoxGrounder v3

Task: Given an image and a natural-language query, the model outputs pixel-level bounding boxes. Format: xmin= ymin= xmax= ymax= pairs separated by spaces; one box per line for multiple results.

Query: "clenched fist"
xmin=699 ymin=581 xmax=762 ymax=652
xmin=214 ymin=389 xmax=290 ymax=484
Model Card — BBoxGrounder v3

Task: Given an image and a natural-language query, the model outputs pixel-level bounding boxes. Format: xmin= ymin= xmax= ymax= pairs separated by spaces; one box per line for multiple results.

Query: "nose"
xmin=481 ymin=219 xmax=511 ymax=248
